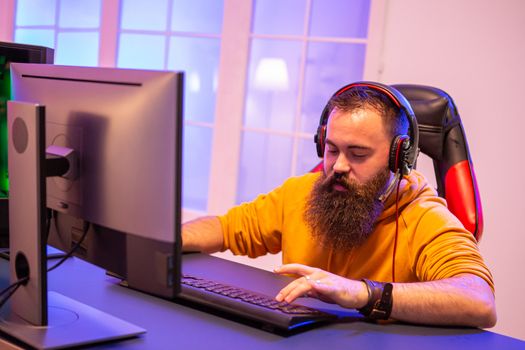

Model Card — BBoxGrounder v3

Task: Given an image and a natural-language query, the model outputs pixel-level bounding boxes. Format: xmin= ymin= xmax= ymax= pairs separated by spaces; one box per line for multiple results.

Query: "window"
xmin=12 ymin=0 xmax=224 ymax=212
xmin=117 ymin=0 xmax=223 ymax=211
xmin=237 ymin=0 xmax=371 ymax=203
xmin=5 ymin=0 xmax=382 ymax=219
xmin=14 ymin=0 xmax=101 ymax=67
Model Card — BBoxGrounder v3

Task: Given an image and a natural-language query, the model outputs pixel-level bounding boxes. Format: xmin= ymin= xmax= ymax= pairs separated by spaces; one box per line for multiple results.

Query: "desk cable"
xmin=47 ymin=211 xmax=90 ymax=272
xmin=0 ymin=210 xmax=90 ymax=309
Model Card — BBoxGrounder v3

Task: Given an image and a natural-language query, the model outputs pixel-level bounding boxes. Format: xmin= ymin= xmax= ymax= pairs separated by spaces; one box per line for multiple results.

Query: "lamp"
xmin=254 ymin=57 xmax=289 ymax=91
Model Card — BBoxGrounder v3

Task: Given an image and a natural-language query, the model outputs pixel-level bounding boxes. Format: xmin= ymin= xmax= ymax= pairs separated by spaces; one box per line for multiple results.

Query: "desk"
xmin=0 ymin=255 xmax=524 ymax=350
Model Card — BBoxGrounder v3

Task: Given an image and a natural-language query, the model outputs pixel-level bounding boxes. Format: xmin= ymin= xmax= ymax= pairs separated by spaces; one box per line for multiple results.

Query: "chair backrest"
xmin=311 ymin=84 xmax=484 ymax=241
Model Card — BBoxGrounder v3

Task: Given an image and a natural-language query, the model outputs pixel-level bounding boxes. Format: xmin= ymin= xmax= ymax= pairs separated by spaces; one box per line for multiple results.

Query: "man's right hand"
xmin=182 ymin=216 xmax=224 ymax=253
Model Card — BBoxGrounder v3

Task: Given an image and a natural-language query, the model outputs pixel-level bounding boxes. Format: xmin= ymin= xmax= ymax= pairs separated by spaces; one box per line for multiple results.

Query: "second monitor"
xmin=10 ymin=63 xmax=184 ymax=299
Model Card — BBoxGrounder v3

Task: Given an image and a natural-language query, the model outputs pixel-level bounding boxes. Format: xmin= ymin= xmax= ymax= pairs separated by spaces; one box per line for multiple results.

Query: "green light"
xmin=0 ymin=55 xmax=10 ymax=198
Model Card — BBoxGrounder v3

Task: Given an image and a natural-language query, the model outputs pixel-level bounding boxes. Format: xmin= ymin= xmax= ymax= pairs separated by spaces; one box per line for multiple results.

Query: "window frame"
xmin=0 ymin=0 xmax=387 ymax=222
xmin=204 ymin=0 xmax=387 ymax=219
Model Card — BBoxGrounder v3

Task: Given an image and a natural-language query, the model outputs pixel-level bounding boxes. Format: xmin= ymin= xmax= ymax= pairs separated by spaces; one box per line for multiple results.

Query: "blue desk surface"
xmin=0 ymin=254 xmax=524 ymax=350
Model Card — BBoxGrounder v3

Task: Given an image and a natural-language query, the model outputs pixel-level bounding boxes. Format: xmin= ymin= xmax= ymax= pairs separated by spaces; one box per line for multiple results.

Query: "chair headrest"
xmin=393 ymin=84 xmax=483 ymax=241
xmin=392 ymin=85 xmax=460 ymax=161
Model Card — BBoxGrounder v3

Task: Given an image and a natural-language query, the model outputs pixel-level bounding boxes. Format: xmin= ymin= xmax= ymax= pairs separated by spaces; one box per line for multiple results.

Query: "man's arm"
xmin=182 ymin=216 xmax=223 ymax=253
xmin=390 ymin=273 xmax=496 ymax=327
xmin=274 ymin=264 xmax=496 ymax=328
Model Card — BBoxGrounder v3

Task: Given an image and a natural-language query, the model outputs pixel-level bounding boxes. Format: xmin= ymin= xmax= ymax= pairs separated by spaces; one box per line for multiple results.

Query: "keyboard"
xmin=179 ymin=273 xmax=338 ymax=331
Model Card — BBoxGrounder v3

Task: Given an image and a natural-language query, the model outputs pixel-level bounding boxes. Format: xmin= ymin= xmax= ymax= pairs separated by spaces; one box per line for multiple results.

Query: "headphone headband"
xmin=315 ymin=81 xmax=419 ymax=175
xmin=332 ymin=82 xmax=402 ymax=108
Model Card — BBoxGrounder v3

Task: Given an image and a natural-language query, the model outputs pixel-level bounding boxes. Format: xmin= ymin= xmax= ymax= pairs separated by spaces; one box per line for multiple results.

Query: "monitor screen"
xmin=0 ymin=41 xmax=54 ymax=247
xmin=10 ymin=63 xmax=183 ymax=299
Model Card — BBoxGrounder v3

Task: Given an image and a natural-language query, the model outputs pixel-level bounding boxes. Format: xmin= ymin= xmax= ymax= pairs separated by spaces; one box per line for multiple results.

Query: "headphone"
xmin=314 ymin=81 xmax=419 ymax=176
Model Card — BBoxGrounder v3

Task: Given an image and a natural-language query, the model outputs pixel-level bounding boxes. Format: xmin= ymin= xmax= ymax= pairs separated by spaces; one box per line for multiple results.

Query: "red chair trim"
xmin=444 ymin=160 xmax=483 ymax=240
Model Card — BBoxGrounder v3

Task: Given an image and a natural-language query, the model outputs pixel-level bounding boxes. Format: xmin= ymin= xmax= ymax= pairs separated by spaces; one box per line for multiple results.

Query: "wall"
xmin=379 ymin=0 xmax=525 ymax=340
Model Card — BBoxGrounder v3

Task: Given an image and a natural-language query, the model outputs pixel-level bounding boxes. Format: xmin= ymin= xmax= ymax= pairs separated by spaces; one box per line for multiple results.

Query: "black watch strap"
xmin=357 ymin=279 xmax=393 ymax=320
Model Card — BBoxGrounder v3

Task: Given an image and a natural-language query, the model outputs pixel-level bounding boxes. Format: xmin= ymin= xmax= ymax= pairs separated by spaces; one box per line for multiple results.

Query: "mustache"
xmin=322 ymin=172 xmax=351 ymax=191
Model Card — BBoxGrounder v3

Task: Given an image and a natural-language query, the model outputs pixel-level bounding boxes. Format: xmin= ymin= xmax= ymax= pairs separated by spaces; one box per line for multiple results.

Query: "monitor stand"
xmin=0 ymin=292 xmax=145 ymax=349
xmin=0 ymin=101 xmax=145 ymax=349
xmin=0 ymin=246 xmax=67 ymax=261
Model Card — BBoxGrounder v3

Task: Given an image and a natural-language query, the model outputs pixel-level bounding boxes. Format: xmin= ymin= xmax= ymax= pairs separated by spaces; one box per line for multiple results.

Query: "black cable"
xmin=47 ymin=220 xmax=90 ymax=273
xmin=0 ymin=215 xmax=90 ymax=310
xmin=53 ymin=209 xmax=59 ymax=239
xmin=44 ymin=208 xmax=53 ymax=243
xmin=0 ymin=209 xmax=53 ymax=308
xmin=0 ymin=277 xmax=28 ymax=297
xmin=0 ymin=276 xmax=29 ymax=309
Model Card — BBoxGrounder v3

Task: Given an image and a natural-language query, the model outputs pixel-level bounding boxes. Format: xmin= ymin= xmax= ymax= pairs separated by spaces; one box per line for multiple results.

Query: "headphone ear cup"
xmin=315 ymin=125 xmax=326 ymax=158
xmin=389 ymin=135 xmax=411 ymax=174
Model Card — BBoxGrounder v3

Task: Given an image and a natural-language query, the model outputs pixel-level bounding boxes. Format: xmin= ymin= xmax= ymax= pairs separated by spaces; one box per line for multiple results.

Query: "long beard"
xmin=304 ymin=169 xmax=390 ymax=252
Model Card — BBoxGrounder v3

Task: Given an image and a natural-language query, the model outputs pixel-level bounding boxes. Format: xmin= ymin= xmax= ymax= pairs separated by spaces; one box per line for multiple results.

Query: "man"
xmin=183 ymin=83 xmax=496 ymax=328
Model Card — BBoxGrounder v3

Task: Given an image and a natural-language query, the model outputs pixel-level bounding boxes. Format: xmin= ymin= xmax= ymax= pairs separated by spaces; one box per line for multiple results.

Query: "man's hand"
xmin=275 ymin=264 xmax=497 ymax=328
xmin=273 ymin=263 xmax=369 ymax=309
xmin=182 ymin=216 xmax=223 ymax=253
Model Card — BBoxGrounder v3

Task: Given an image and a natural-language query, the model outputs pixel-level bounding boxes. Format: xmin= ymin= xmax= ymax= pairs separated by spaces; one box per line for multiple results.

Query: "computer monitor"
xmin=2 ymin=63 xmax=183 ymax=348
xmin=0 ymin=41 xmax=54 ymax=247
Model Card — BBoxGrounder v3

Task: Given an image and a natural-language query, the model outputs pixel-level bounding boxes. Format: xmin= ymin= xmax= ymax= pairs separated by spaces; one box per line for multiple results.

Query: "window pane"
xmin=168 ymin=37 xmax=220 ymax=123
xmin=183 ymin=125 xmax=212 ymax=211
xmin=121 ymin=0 xmax=169 ymax=30
xmin=117 ymin=34 xmax=165 ymax=69
xmin=16 ymin=0 xmax=57 ymax=26
xmin=300 ymin=42 xmax=366 ymax=133
xmin=244 ymin=39 xmax=302 ymax=132
xmin=171 ymin=0 xmax=224 ymax=34
xmin=236 ymin=132 xmax=293 ymax=204
xmin=295 ymin=137 xmax=321 ymax=175
xmin=252 ymin=0 xmax=306 ymax=36
xmin=59 ymin=0 xmax=102 ymax=28
xmin=310 ymin=0 xmax=371 ymax=38
xmin=55 ymin=32 xmax=99 ymax=66
xmin=14 ymin=29 xmax=55 ymax=49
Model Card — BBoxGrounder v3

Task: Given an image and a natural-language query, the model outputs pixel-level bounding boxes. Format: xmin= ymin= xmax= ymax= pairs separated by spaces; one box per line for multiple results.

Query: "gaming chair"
xmin=311 ymin=84 xmax=484 ymax=241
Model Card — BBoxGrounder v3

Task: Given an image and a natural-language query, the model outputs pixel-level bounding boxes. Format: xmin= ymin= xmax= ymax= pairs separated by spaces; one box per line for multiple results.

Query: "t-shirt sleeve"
xmin=218 ymin=182 xmax=287 ymax=258
xmin=407 ymin=200 xmax=495 ymax=293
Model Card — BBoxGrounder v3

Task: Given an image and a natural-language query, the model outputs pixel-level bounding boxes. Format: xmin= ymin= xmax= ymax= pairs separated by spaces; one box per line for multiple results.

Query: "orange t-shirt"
xmin=219 ymin=170 xmax=494 ymax=291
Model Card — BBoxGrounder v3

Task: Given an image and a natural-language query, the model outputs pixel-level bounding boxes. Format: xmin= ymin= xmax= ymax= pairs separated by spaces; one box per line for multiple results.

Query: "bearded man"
xmin=182 ymin=83 xmax=496 ymax=328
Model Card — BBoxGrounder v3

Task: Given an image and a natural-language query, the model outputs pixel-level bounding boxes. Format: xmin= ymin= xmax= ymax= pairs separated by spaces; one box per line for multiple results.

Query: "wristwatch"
xmin=357 ymin=278 xmax=394 ymax=320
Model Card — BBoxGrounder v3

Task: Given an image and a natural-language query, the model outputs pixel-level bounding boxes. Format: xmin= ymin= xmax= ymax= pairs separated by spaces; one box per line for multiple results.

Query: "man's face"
xmin=304 ymin=106 xmax=394 ymax=251
xmin=323 ymin=106 xmax=392 ymax=187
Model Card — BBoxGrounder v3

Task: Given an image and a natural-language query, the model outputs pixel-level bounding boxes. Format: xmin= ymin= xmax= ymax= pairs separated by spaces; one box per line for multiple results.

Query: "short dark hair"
xmin=327 ymin=85 xmax=409 ymax=138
